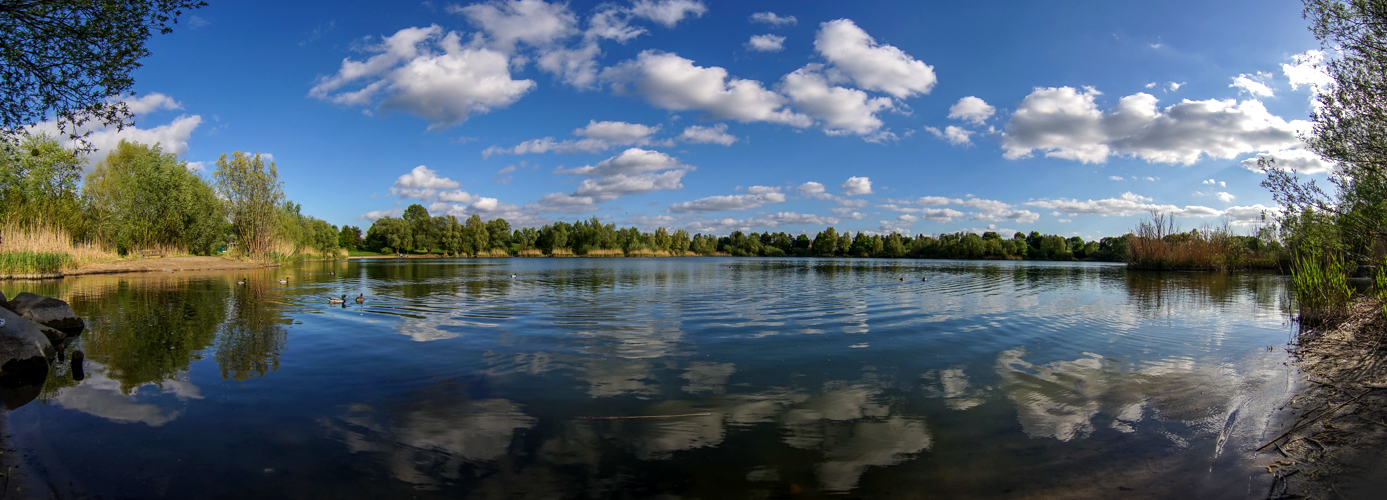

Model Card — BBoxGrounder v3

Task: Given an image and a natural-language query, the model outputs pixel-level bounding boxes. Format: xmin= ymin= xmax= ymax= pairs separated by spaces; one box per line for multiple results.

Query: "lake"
xmin=5 ymin=258 xmax=1298 ymax=498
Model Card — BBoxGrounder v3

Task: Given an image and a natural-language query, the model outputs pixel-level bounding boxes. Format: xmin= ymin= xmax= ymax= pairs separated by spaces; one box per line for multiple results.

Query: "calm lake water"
xmin=6 ymin=258 xmax=1298 ymax=499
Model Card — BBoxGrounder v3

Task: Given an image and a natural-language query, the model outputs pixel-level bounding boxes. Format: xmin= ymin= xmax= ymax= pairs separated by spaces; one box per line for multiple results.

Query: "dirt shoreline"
xmin=61 ymin=256 xmax=270 ymax=276
xmin=1264 ymin=300 xmax=1387 ymax=499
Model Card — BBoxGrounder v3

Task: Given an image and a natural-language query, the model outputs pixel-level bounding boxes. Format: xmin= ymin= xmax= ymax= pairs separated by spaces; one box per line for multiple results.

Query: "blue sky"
xmin=57 ymin=0 xmax=1332 ymax=238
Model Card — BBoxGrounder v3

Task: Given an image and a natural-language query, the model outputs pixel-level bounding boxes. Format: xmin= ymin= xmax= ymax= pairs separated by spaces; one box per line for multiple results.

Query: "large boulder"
xmin=0 ymin=291 xmax=8 ymax=311
xmin=0 ymin=307 xmax=54 ymax=373
xmin=8 ymin=292 xmax=84 ymax=332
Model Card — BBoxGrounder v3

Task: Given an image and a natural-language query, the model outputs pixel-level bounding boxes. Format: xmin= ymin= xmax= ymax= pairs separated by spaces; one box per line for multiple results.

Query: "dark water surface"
xmin=7 ymin=258 xmax=1298 ymax=498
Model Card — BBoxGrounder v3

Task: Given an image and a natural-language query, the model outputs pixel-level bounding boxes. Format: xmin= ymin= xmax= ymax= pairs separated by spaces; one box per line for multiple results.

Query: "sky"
xmin=46 ymin=0 xmax=1335 ymax=239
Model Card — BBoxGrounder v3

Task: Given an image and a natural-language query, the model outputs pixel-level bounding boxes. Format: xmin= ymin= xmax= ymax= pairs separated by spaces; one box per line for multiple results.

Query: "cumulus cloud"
xmin=948 ymin=96 xmax=995 ymax=125
xmin=668 ymin=186 xmax=786 ymax=213
xmin=536 ymin=42 xmax=603 ymax=88
xmin=685 ymin=211 xmax=840 ymax=233
xmin=26 ymin=93 xmax=201 ymax=169
xmin=750 ymin=12 xmax=797 ymax=26
xmin=814 ymin=19 xmax=936 ymax=98
xmin=1026 ymin=192 xmax=1239 ymax=220
xmin=679 ymin=123 xmax=737 ymax=145
xmin=798 ymin=181 xmax=832 ymax=200
xmin=1283 ymin=50 xmax=1333 ymax=92
xmin=841 ymin=176 xmax=873 ymax=195
xmin=1230 ymin=72 xmax=1274 ymax=97
xmin=1001 ymin=86 xmax=1307 ymax=164
xmin=450 ymin=0 xmax=578 ymax=52
xmin=361 ymin=208 xmax=405 ymax=220
xmin=959 ymin=197 xmax=1040 ymax=223
xmin=629 ymin=0 xmax=707 ymax=28
xmin=781 ymin=65 xmax=894 ymax=136
xmin=747 ymin=34 xmax=786 ymax=52
xmin=603 ymin=51 xmax=812 ymax=126
xmin=1239 ymin=147 xmax=1335 ymax=174
xmin=924 ymin=125 xmax=972 ymax=146
xmin=1215 ymin=192 xmax=1235 ymax=203
xmin=550 ymin=148 xmax=693 ymax=201
xmin=1109 ymin=176 xmax=1124 ymax=181
xmin=484 ymin=120 xmax=663 ymax=156
xmin=309 ymin=25 xmax=535 ymax=130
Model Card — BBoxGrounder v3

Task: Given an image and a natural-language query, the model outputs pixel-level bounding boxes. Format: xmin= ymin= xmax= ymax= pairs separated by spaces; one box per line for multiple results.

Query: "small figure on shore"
xmin=329 ymin=294 xmax=346 ymax=304
xmin=355 ymin=293 xmax=365 ymax=303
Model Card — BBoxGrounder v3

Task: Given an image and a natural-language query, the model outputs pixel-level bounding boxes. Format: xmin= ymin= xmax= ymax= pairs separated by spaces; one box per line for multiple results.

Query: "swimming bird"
xmin=511 ymin=274 xmax=517 ymax=278
xmin=355 ymin=293 xmax=365 ymax=303
xmin=921 ymin=277 xmax=928 ymax=282
xmin=329 ymin=294 xmax=346 ymax=304
xmin=236 ymin=279 xmax=245 ymax=285
xmin=899 ymin=277 xmax=904 ymax=282
xmin=278 ymin=277 xmax=289 ymax=284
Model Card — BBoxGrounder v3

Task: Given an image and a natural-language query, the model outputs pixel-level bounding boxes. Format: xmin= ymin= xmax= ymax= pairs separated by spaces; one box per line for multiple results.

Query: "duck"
xmin=278 ymin=277 xmax=289 ymax=284
xmin=511 ymin=274 xmax=517 ymax=278
xmin=921 ymin=277 xmax=928 ymax=282
xmin=899 ymin=277 xmax=904 ymax=282
xmin=235 ymin=279 xmax=246 ymax=285
xmin=355 ymin=293 xmax=365 ymax=303
xmin=329 ymin=294 xmax=347 ymax=304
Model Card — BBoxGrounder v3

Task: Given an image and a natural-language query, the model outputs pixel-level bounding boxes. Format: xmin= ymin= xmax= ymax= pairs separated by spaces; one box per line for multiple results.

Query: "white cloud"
xmin=361 ymin=208 xmax=405 ymax=220
xmin=388 ymin=165 xmax=471 ymax=201
xmin=1222 ymin=204 xmax=1277 ymax=224
xmin=450 ymin=0 xmax=578 ymax=52
xmin=781 ymin=65 xmax=894 ymax=136
xmin=533 ymin=192 xmax=598 ymax=212
xmin=798 ymin=181 xmax=832 ymax=200
xmin=1001 ymin=86 xmax=1306 ymax=164
xmin=841 ymin=176 xmax=873 ymax=195
xmin=1215 ymin=192 xmax=1235 ymax=203
xmin=484 ymin=120 xmax=663 ymax=156
xmin=1109 ymin=175 xmax=1123 ymax=181
xmin=948 ymin=96 xmax=995 ymax=125
xmin=832 ymin=207 xmax=866 ymax=219
xmin=310 ymin=25 xmax=535 ymax=130
xmin=959 ymin=197 xmax=1039 ymax=223
xmin=1145 ymin=82 xmax=1157 ymax=89
xmin=536 ymin=42 xmax=603 ymax=88
xmin=814 ymin=19 xmax=936 ymax=98
xmin=1167 ymin=81 xmax=1183 ymax=92
xmin=603 ymin=51 xmax=811 ymax=126
xmin=924 ymin=125 xmax=972 ymax=146
xmin=919 ymin=208 xmax=964 ymax=222
xmin=915 ymin=196 xmax=951 ymax=206
xmin=749 ymin=12 xmax=797 ymax=26
xmin=668 ymin=186 xmax=786 ymax=213
xmin=629 ymin=0 xmax=707 ymax=28
xmin=555 ymin=147 xmax=687 ymax=176
xmin=1283 ymin=50 xmax=1333 ymax=92
xmin=684 ymin=211 xmax=840 ymax=233
xmin=552 ymin=148 xmax=693 ymax=201
xmin=123 ymin=93 xmax=183 ymax=115
xmin=747 ymin=34 xmax=786 ymax=52
xmin=1239 ymin=147 xmax=1335 ymax=174
xmin=679 ymin=123 xmax=737 ymax=145
xmin=1027 ymin=192 xmax=1229 ymax=219
xmin=1230 ymin=72 xmax=1274 ymax=97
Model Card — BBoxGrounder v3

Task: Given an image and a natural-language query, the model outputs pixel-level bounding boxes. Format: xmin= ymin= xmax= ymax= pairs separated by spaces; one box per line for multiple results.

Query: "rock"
xmin=0 ymin=307 xmax=53 ymax=374
xmin=8 ymin=292 xmax=84 ymax=332
xmin=38 ymin=324 xmax=64 ymax=343
xmin=0 ymin=291 xmax=8 ymax=311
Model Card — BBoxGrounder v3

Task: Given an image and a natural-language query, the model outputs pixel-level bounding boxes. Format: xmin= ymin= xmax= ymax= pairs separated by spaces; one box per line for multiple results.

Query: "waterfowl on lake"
xmin=278 ymin=278 xmax=289 ymax=284
xmin=236 ymin=279 xmax=246 ymax=285
xmin=355 ymin=293 xmax=365 ymax=303
xmin=511 ymin=274 xmax=517 ymax=278
xmin=922 ymin=277 xmax=928 ymax=282
xmin=899 ymin=277 xmax=904 ymax=282
xmin=329 ymin=295 xmax=346 ymax=304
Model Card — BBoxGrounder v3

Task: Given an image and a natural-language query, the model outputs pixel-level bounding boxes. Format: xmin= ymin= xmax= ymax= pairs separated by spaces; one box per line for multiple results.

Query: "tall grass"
xmin=584 ymin=248 xmax=626 ymax=257
xmin=1292 ymin=246 xmax=1354 ymax=326
xmin=515 ymin=249 xmax=545 ymax=257
xmin=1126 ymin=212 xmax=1284 ymax=271
xmin=0 ymin=224 xmax=119 ymax=275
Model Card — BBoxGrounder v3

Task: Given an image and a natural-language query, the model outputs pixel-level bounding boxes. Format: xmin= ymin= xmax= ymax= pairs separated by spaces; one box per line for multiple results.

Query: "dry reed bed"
xmin=0 ymin=224 xmax=120 ymax=276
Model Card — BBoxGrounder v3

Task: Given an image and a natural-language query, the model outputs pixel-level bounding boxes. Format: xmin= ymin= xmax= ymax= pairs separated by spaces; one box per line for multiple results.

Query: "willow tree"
xmin=1264 ymin=0 xmax=1387 ymax=264
xmin=214 ymin=152 xmax=283 ymax=257
xmin=84 ymin=140 xmax=224 ymax=254
xmin=0 ymin=133 xmax=85 ymax=231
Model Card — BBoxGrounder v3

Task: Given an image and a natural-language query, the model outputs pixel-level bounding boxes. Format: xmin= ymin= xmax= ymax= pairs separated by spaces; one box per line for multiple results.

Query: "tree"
xmin=338 ymin=225 xmax=363 ymax=251
xmin=84 ymin=140 xmax=225 ymax=254
xmin=1 ymin=1 xmax=206 ymax=147
xmin=214 ymin=152 xmax=283 ymax=257
xmin=0 ymin=132 xmax=85 ymax=230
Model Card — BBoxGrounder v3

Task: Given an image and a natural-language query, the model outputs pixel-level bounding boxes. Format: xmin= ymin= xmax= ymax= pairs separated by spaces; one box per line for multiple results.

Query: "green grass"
xmin=0 ymin=251 xmax=73 ymax=274
xmin=348 ymin=249 xmax=387 ymax=257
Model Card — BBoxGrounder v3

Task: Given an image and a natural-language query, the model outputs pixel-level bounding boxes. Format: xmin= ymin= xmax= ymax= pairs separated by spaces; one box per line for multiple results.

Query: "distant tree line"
xmin=358 ymin=203 xmax=1131 ymax=261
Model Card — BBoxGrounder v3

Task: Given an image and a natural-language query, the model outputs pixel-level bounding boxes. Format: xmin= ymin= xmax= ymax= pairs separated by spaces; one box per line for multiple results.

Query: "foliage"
xmin=84 ymin=140 xmax=225 ymax=255
xmin=1126 ymin=212 xmax=1286 ymax=270
xmin=338 ymin=225 xmax=363 ymax=250
xmin=0 ymin=133 xmax=85 ymax=231
xmin=0 ymin=0 xmax=206 ymax=147
xmin=0 ymin=250 xmax=69 ymax=274
xmin=214 ymin=152 xmax=283 ymax=258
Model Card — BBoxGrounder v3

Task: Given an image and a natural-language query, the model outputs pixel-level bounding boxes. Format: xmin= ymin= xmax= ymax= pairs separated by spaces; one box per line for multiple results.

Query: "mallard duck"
xmin=235 ymin=279 xmax=246 ymax=285
xmin=329 ymin=294 xmax=346 ymax=304
xmin=921 ymin=277 xmax=928 ymax=282
xmin=511 ymin=274 xmax=517 ymax=278
xmin=278 ymin=278 xmax=289 ymax=284
xmin=355 ymin=293 xmax=365 ymax=303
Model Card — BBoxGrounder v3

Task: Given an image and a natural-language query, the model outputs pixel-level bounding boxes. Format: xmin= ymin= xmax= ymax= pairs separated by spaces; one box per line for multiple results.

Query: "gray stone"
xmin=0 ymin=291 xmax=8 ymax=311
xmin=38 ymin=325 xmax=64 ymax=343
xmin=8 ymin=292 xmax=84 ymax=332
xmin=0 ymin=307 xmax=54 ymax=371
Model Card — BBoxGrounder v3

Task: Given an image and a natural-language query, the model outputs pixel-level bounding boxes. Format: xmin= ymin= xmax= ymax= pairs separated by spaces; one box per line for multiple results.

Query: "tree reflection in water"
xmin=215 ymin=278 xmax=288 ymax=381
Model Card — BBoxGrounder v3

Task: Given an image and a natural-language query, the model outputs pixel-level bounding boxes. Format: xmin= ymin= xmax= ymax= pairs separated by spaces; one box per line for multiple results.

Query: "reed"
xmin=0 ymin=223 xmax=119 ymax=274
xmin=584 ymin=248 xmax=625 ymax=257
xmin=1126 ymin=212 xmax=1282 ymax=271
xmin=549 ymin=248 xmax=575 ymax=257
xmin=625 ymin=249 xmax=673 ymax=257
xmin=1292 ymin=246 xmax=1354 ymax=326
xmin=515 ymin=249 xmax=545 ymax=257
xmin=475 ymin=249 xmax=511 ymax=258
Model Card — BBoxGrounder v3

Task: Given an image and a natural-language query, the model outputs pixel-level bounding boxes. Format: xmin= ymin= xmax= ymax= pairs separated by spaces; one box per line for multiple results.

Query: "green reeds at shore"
xmin=0 ymin=251 xmax=72 ymax=275
xmin=1291 ymin=247 xmax=1354 ymax=325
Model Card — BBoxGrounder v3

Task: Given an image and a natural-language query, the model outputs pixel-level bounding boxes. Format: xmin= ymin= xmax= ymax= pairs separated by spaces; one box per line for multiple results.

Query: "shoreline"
xmin=1264 ymin=300 xmax=1387 ymax=498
